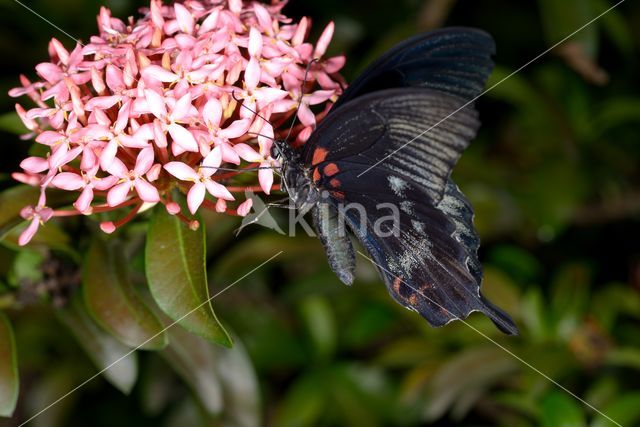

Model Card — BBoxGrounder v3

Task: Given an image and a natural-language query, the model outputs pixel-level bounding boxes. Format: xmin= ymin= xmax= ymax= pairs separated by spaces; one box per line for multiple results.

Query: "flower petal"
xmin=107 ymin=181 xmax=132 ymax=206
xmin=187 ymin=182 xmax=206 ymax=214
xmin=20 ymin=157 xmax=49 ymax=173
xmin=174 ymin=3 xmax=194 ymax=34
xmin=233 ymin=143 xmax=263 ymax=163
xmin=215 ymin=198 xmax=227 ymax=213
xmin=204 ymin=179 xmax=234 ymax=201
xmin=168 ymin=123 xmax=199 ymax=152
xmin=258 ymin=164 xmax=274 ymax=195
xmin=171 ymin=92 xmax=193 ymax=122
xmin=202 ymin=98 xmax=222 ymax=129
xmin=144 ymin=88 xmax=167 ymax=119
xmin=51 ymin=172 xmax=84 ymax=190
xmin=244 ymin=57 xmax=261 ymax=90
xmin=201 ymin=146 xmax=222 ymax=172
xmin=236 ymin=198 xmax=253 ymax=217
xmin=142 ymin=65 xmax=180 ymax=84
xmin=164 ymin=162 xmax=198 ymax=181
xmin=314 ymin=21 xmax=334 ymax=58
xmin=134 ymin=146 xmax=155 ymax=175
xmin=248 ymin=27 xmax=263 ymax=57
xmin=105 ymin=157 xmax=129 ymax=179
xmin=134 ymin=178 xmax=160 ymax=203
xmin=100 ymin=139 xmax=119 ymax=170
xmin=74 ymin=186 xmax=94 ymax=213
xmin=18 ymin=217 xmax=40 ymax=246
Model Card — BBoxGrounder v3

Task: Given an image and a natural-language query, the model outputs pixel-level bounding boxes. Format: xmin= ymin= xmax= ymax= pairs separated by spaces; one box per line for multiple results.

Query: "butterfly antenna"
xmin=231 ymin=90 xmax=271 ymax=124
xmin=247 ymin=131 xmax=276 ymax=141
xmin=198 ymin=165 xmax=281 ymax=171
xmin=284 ymin=58 xmax=320 ymax=143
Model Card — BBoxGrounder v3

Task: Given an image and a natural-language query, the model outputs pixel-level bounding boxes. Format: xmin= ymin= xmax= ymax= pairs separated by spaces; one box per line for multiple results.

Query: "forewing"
xmin=334 ymin=27 xmax=495 ymax=109
xmin=303 ymin=88 xmax=479 ymax=205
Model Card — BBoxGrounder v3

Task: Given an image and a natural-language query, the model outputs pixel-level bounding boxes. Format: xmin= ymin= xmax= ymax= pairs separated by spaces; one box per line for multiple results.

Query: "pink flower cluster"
xmin=10 ymin=0 xmax=345 ymax=245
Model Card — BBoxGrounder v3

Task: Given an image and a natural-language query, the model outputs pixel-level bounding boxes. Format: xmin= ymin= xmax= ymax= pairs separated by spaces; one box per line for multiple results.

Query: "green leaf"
xmin=591 ymin=392 xmax=640 ymax=427
xmin=423 ymin=346 xmax=519 ymax=420
xmin=160 ymin=318 xmax=223 ymax=416
xmin=0 ymin=312 xmax=19 ymax=417
xmin=9 ymin=249 xmax=44 ymax=285
xmin=23 ymin=365 xmax=78 ymax=427
xmin=541 ymin=391 xmax=587 ymax=427
xmin=0 ymin=186 xmax=40 ymax=239
xmin=213 ymin=338 xmax=261 ymax=427
xmin=83 ymin=238 xmax=168 ymax=350
xmin=146 ymin=207 xmax=231 ymax=347
xmin=2 ymin=221 xmax=77 ymax=262
xmin=274 ymin=371 xmax=326 ymax=427
xmin=0 ymin=112 xmax=26 ymax=135
xmin=299 ymin=295 xmax=336 ymax=362
xmin=537 ymin=0 xmax=596 ymax=58
xmin=56 ymin=296 xmax=138 ymax=394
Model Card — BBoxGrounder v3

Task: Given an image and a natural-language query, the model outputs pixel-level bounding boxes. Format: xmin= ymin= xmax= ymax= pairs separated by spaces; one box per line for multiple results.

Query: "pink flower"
xmin=9 ymin=0 xmax=345 ymax=243
xmin=237 ymin=198 xmax=253 ymax=217
xmin=51 ymin=166 xmax=118 ymax=214
xmin=164 ymin=147 xmax=234 ymax=214
xmin=18 ymin=193 xmax=53 ymax=246
xmin=106 ymin=147 xmax=160 ymax=206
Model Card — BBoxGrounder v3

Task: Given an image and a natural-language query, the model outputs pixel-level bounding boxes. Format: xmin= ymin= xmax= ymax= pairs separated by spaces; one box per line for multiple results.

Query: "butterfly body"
xmin=275 ymin=27 xmax=518 ymax=335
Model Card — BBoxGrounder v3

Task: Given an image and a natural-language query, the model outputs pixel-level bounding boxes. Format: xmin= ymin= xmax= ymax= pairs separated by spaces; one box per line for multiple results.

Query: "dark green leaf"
xmin=160 ymin=318 xmax=223 ymax=416
xmin=541 ymin=391 xmax=587 ymax=427
xmin=274 ymin=371 xmax=326 ymax=427
xmin=0 ymin=312 xmax=19 ymax=417
xmin=423 ymin=347 xmax=519 ymax=420
xmin=23 ymin=365 xmax=78 ymax=427
xmin=56 ymin=296 xmax=138 ymax=394
xmin=538 ymin=0 xmax=596 ymax=55
xmin=0 ymin=112 xmax=26 ymax=135
xmin=146 ymin=207 xmax=231 ymax=347
xmin=0 ymin=186 xmax=40 ymax=239
xmin=299 ymin=295 xmax=336 ymax=362
xmin=591 ymin=392 xmax=640 ymax=427
xmin=214 ymin=338 xmax=261 ymax=427
xmin=83 ymin=238 xmax=168 ymax=350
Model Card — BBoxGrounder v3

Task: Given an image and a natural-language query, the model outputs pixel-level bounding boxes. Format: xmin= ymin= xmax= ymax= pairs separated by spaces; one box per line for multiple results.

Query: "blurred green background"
xmin=1 ymin=0 xmax=640 ymax=426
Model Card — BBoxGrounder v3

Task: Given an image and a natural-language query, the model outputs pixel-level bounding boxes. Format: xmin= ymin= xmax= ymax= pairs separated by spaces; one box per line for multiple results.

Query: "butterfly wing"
xmin=333 ymin=27 xmax=495 ymax=109
xmin=303 ymin=88 xmax=517 ymax=334
xmin=303 ymin=88 xmax=476 ymax=204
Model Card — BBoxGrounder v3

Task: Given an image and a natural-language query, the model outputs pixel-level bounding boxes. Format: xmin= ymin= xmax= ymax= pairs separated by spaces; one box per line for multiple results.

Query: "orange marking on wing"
xmin=312 ymin=167 xmax=321 ymax=183
xmin=324 ymin=163 xmax=339 ymax=176
xmin=393 ymin=276 xmax=403 ymax=294
xmin=312 ymin=147 xmax=329 ymax=165
xmin=329 ymin=178 xmax=341 ymax=188
xmin=331 ymin=190 xmax=345 ymax=200
xmin=409 ymin=293 xmax=419 ymax=306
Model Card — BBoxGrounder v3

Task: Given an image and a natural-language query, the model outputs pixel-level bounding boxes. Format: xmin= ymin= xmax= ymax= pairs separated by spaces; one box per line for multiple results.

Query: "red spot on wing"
xmin=329 ymin=178 xmax=341 ymax=188
xmin=312 ymin=147 xmax=329 ymax=165
xmin=393 ymin=276 xmax=403 ymax=294
xmin=409 ymin=293 xmax=419 ymax=306
xmin=312 ymin=167 xmax=321 ymax=183
xmin=324 ymin=163 xmax=339 ymax=176
xmin=331 ymin=190 xmax=345 ymax=200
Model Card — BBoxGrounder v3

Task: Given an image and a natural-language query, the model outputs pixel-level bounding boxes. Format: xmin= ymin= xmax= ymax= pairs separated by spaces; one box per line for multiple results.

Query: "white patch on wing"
xmin=411 ymin=219 xmax=425 ymax=233
xmin=388 ymin=176 xmax=409 ymax=197
xmin=400 ymin=200 xmax=414 ymax=215
xmin=398 ymin=239 xmax=432 ymax=272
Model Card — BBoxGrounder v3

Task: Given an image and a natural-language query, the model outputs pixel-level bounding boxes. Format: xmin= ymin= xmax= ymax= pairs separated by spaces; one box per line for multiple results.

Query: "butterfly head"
xmin=271 ymin=139 xmax=318 ymax=212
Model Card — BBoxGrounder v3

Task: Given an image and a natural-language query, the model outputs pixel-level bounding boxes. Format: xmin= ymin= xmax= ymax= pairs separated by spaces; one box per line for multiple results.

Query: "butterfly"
xmin=271 ymin=27 xmax=518 ymax=335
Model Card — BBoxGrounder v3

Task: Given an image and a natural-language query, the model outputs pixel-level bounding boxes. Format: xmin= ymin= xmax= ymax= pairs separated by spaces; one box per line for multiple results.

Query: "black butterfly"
xmin=272 ymin=27 xmax=518 ymax=335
